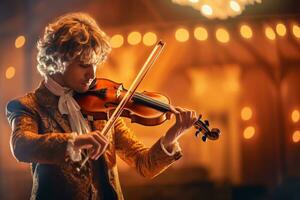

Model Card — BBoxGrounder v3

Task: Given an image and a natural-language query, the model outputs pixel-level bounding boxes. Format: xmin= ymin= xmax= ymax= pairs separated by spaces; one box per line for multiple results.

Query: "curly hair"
xmin=37 ymin=12 xmax=111 ymax=77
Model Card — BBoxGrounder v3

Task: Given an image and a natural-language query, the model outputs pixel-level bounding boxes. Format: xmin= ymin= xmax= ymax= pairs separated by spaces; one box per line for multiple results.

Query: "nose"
xmin=86 ymin=65 xmax=96 ymax=81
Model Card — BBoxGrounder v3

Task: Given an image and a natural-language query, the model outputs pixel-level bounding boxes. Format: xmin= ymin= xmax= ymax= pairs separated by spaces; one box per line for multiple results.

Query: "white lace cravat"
xmin=44 ymin=76 xmax=90 ymax=161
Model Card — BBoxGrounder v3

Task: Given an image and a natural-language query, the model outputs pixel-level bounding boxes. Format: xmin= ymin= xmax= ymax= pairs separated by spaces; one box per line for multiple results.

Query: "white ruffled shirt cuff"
xmin=160 ymin=136 xmax=182 ymax=156
xmin=66 ymin=132 xmax=82 ymax=162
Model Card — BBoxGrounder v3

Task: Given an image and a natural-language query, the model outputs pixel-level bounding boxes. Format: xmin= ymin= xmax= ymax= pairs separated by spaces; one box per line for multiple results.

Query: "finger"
xmin=96 ymin=138 xmax=109 ymax=160
xmin=174 ymin=111 xmax=182 ymax=123
xmin=187 ymin=110 xmax=198 ymax=128
xmin=94 ymin=130 xmax=109 ymax=144
xmin=169 ymin=105 xmax=179 ymax=114
xmin=179 ymin=108 xmax=190 ymax=124
xmin=93 ymin=131 xmax=110 ymax=159
xmin=192 ymin=111 xmax=198 ymax=123
xmin=92 ymin=131 xmax=108 ymax=145
xmin=92 ymin=144 xmax=102 ymax=159
xmin=91 ymin=134 xmax=108 ymax=159
xmin=87 ymin=136 xmax=101 ymax=159
xmin=74 ymin=136 xmax=94 ymax=150
xmin=181 ymin=109 xmax=196 ymax=129
xmin=189 ymin=111 xmax=197 ymax=128
xmin=97 ymin=140 xmax=109 ymax=160
xmin=185 ymin=110 xmax=193 ymax=128
xmin=77 ymin=143 xmax=93 ymax=150
xmin=180 ymin=108 xmax=190 ymax=128
xmin=97 ymin=131 xmax=109 ymax=143
xmin=176 ymin=107 xmax=191 ymax=132
xmin=174 ymin=107 xmax=185 ymax=113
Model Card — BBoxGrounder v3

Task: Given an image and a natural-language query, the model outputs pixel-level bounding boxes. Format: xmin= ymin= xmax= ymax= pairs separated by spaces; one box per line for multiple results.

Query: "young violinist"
xmin=6 ymin=12 xmax=197 ymax=200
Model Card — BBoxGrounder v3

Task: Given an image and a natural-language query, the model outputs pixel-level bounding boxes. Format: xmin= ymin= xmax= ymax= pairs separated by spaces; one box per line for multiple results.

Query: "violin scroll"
xmin=194 ymin=115 xmax=220 ymax=142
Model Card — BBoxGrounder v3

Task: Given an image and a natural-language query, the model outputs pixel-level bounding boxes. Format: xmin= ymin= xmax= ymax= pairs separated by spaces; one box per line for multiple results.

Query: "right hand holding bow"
xmin=73 ymin=130 xmax=109 ymax=160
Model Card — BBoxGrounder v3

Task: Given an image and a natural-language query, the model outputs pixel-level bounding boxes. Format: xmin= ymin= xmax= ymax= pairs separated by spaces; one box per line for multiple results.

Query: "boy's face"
xmin=62 ymin=59 xmax=96 ymax=93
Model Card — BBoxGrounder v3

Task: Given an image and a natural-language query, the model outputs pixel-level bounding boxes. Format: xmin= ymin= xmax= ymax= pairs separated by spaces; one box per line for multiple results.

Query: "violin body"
xmin=75 ymin=78 xmax=172 ymax=126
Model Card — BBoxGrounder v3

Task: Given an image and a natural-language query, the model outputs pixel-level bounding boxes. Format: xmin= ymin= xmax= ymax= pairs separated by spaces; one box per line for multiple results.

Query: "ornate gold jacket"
xmin=6 ymin=82 xmax=182 ymax=200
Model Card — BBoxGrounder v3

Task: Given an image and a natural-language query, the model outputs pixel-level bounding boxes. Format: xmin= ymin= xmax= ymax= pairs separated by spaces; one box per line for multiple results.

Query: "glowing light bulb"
xmin=243 ymin=126 xmax=255 ymax=139
xmin=110 ymin=34 xmax=124 ymax=48
xmin=15 ymin=35 xmax=26 ymax=48
xmin=292 ymin=130 xmax=300 ymax=143
xmin=5 ymin=66 xmax=16 ymax=79
xmin=291 ymin=109 xmax=300 ymax=123
xmin=194 ymin=27 xmax=208 ymax=41
xmin=230 ymin=1 xmax=241 ymax=12
xmin=276 ymin=23 xmax=287 ymax=37
xmin=241 ymin=107 xmax=253 ymax=121
xmin=216 ymin=28 xmax=230 ymax=43
xmin=127 ymin=31 xmax=142 ymax=45
xmin=240 ymin=24 xmax=253 ymax=39
xmin=265 ymin=26 xmax=276 ymax=40
xmin=292 ymin=24 xmax=300 ymax=38
xmin=175 ymin=28 xmax=189 ymax=42
xmin=143 ymin=32 xmax=157 ymax=46
xmin=201 ymin=5 xmax=213 ymax=16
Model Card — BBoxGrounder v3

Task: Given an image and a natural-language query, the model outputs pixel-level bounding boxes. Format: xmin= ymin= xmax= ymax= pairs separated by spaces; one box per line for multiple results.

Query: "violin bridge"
xmin=116 ymin=84 xmax=123 ymax=99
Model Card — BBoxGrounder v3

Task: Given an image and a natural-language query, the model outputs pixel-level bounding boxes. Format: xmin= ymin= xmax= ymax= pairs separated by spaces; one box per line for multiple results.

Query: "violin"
xmin=74 ymin=78 xmax=220 ymax=142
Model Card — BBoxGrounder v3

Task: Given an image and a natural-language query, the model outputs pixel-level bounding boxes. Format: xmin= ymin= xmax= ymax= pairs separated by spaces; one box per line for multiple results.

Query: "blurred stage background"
xmin=0 ymin=0 xmax=300 ymax=199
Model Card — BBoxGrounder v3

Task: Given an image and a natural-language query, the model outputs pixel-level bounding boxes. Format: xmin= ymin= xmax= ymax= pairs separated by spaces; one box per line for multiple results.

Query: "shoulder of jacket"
xmin=6 ymin=92 xmax=39 ymax=115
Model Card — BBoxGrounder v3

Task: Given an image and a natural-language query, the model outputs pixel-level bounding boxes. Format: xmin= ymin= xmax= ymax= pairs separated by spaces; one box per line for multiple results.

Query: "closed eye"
xmin=79 ymin=64 xmax=92 ymax=68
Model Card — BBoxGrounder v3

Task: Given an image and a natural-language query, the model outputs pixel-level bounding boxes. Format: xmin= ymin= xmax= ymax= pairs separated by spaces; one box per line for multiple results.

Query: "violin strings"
xmin=133 ymin=93 xmax=167 ymax=108
xmin=134 ymin=93 xmax=170 ymax=111
xmin=133 ymin=93 xmax=171 ymax=111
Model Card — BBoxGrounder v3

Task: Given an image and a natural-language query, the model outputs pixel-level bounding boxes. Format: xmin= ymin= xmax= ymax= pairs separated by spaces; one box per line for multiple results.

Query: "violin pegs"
xmin=202 ymin=135 xmax=207 ymax=142
xmin=195 ymin=130 xmax=200 ymax=137
xmin=204 ymin=120 xmax=209 ymax=127
xmin=197 ymin=114 xmax=202 ymax=120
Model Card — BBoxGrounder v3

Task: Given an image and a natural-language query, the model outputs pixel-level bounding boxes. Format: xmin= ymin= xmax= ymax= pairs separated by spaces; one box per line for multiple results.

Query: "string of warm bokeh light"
xmin=108 ymin=22 xmax=300 ymax=49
